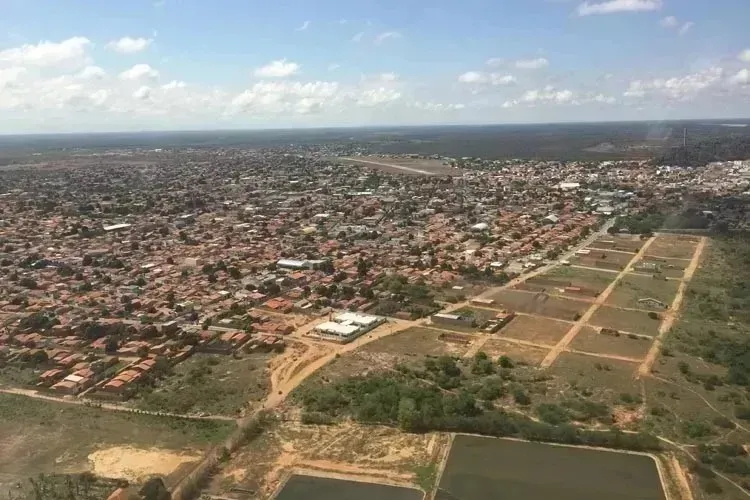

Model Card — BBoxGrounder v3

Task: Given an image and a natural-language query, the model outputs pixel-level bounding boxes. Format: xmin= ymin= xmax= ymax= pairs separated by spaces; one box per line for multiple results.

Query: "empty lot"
xmin=606 ymin=274 xmax=679 ymax=310
xmin=500 ymin=315 xmax=572 ymax=347
xmin=646 ymin=236 xmax=697 ymax=260
xmin=569 ymin=327 xmax=652 ymax=360
xmin=589 ymin=306 xmax=661 ymax=337
xmin=486 ymin=290 xmax=587 ymax=321
xmin=436 ymin=435 xmax=665 ymax=500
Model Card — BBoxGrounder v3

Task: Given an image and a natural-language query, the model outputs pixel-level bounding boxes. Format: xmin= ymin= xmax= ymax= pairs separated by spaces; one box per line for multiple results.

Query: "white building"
xmin=312 ymin=312 xmax=386 ymax=343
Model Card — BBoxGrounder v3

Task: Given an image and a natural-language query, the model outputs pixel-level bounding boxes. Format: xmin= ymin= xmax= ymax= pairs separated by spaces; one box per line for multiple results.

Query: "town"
xmin=2 ymin=146 xmax=750 ymax=500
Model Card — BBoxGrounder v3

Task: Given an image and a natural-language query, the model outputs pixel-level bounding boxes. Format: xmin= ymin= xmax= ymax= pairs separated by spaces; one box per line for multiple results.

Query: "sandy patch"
xmin=88 ymin=447 xmax=198 ymax=481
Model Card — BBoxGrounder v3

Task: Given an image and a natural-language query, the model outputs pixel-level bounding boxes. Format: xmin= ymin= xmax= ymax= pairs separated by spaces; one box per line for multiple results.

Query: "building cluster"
xmin=0 ymin=146 xmax=741 ymax=400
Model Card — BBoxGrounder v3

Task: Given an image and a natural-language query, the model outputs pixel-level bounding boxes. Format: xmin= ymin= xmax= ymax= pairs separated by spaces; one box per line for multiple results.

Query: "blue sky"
xmin=0 ymin=0 xmax=749 ymax=133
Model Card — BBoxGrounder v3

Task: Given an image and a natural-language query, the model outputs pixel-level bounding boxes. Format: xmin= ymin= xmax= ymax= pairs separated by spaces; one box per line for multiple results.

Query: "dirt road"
xmin=340 ymin=157 xmax=437 ymax=176
xmin=0 ymin=387 xmax=235 ymax=421
xmin=540 ymin=236 xmax=656 ymax=369
xmin=637 ymin=237 xmax=707 ymax=377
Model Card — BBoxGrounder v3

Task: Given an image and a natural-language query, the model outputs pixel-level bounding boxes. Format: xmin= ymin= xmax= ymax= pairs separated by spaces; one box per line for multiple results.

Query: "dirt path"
xmin=0 ymin=387 xmax=235 ymax=421
xmin=263 ymin=319 xmax=416 ymax=408
xmin=462 ymin=335 xmax=491 ymax=359
xmin=669 ymin=455 xmax=695 ymax=500
xmin=637 ymin=237 xmax=707 ymax=377
xmin=540 ymin=236 xmax=656 ymax=369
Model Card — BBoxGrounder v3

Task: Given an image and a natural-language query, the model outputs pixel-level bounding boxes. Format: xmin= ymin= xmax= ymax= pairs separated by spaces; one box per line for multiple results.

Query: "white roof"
xmin=315 ymin=322 xmax=359 ymax=336
xmin=64 ymin=374 xmax=85 ymax=384
xmin=471 ymin=222 xmax=489 ymax=231
xmin=434 ymin=313 xmax=462 ymax=320
xmin=335 ymin=312 xmax=380 ymax=326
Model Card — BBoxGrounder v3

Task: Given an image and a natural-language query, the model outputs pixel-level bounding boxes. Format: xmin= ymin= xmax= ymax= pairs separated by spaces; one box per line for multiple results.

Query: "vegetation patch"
xmin=134 ymin=352 xmax=271 ymax=416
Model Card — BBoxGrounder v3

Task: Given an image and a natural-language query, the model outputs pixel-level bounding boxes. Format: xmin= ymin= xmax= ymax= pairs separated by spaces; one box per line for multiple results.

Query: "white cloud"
xmin=78 ymin=65 xmax=106 ymax=80
xmin=119 ymin=63 xmax=159 ymax=80
xmin=374 ymin=32 xmax=402 ymax=44
xmin=106 ymin=37 xmax=152 ymax=54
xmin=678 ymin=22 xmax=694 ymax=35
xmin=486 ymin=58 xmax=505 ymax=68
xmin=295 ymin=21 xmax=310 ymax=32
xmin=624 ymin=67 xmax=723 ymax=100
xmin=0 ymin=67 xmax=26 ymax=88
xmin=161 ymin=80 xmax=187 ymax=90
xmin=458 ymin=71 xmax=516 ymax=85
xmin=351 ymin=32 xmax=365 ymax=43
xmin=254 ymin=59 xmax=300 ymax=78
xmin=356 ymin=87 xmax=401 ymax=106
xmin=89 ymin=89 xmax=110 ymax=107
xmin=577 ymin=0 xmax=662 ymax=16
xmin=230 ymin=81 xmax=340 ymax=114
xmin=503 ymin=85 xmax=575 ymax=107
xmin=729 ymin=69 xmax=750 ymax=86
xmin=491 ymin=74 xmax=516 ymax=85
xmin=0 ymin=36 xmax=90 ymax=68
xmin=458 ymin=71 xmax=487 ymax=84
xmin=515 ymin=57 xmax=549 ymax=69
xmin=328 ymin=63 xmax=341 ymax=71
xmin=659 ymin=16 xmax=678 ymax=28
xmin=738 ymin=50 xmax=750 ymax=63
xmin=133 ymin=86 xmax=152 ymax=100
xmin=413 ymin=101 xmax=466 ymax=111
xmin=378 ymin=72 xmax=399 ymax=82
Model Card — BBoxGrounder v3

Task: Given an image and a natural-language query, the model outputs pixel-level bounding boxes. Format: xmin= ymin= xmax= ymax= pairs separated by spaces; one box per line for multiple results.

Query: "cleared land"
xmin=435 ymin=435 xmax=665 ymax=500
xmin=589 ymin=235 xmax=645 ymax=253
xmin=485 ymin=290 xmax=587 ymax=321
xmin=589 ymin=305 xmax=662 ymax=337
xmin=499 ymin=315 xmax=572 ymax=347
xmin=275 ymin=475 xmax=424 ymax=500
xmin=361 ymin=326 xmax=472 ymax=358
xmin=569 ymin=327 xmax=652 ymax=359
xmin=606 ymin=274 xmax=679 ymax=310
xmin=134 ymin=352 xmax=271 ymax=417
xmin=646 ymin=236 xmax=698 ymax=260
xmin=479 ymin=339 xmax=550 ymax=365
xmin=0 ymin=393 xmax=233 ymax=486
xmin=338 ymin=156 xmax=460 ymax=176
xmin=522 ymin=266 xmax=614 ymax=298
xmin=570 ymin=249 xmax=635 ymax=270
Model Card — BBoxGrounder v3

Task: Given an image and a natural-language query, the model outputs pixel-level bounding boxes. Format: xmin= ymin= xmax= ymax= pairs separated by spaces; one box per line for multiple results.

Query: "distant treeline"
xmin=654 ymin=135 xmax=750 ymax=167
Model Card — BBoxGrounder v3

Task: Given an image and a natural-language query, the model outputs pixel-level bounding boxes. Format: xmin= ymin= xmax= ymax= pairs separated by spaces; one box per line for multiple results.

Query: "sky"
xmin=0 ymin=0 xmax=749 ymax=133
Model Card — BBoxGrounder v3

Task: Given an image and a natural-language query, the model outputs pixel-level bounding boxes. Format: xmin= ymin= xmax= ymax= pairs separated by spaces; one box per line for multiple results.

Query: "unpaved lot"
xmin=500 ymin=315 xmax=572 ymax=347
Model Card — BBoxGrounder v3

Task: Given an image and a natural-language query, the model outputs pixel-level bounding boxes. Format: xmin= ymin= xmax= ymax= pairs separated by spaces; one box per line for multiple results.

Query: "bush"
xmin=513 ymin=389 xmax=531 ymax=406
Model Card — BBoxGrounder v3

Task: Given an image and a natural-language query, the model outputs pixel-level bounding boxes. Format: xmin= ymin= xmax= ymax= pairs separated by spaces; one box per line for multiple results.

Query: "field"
xmin=570 ymin=249 xmax=635 ymax=270
xmin=275 ymin=475 xmax=424 ymax=500
xmin=485 ymin=290 xmax=587 ymax=321
xmin=499 ymin=315 xmax=572 ymax=347
xmin=589 ymin=235 xmax=644 ymax=253
xmin=361 ymin=327 xmax=472 ymax=358
xmin=523 ymin=265 xmax=615 ymax=297
xmin=589 ymin=305 xmax=662 ymax=337
xmin=646 ymin=236 xmax=698 ymax=260
xmin=606 ymin=274 xmax=679 ymax=310
xmin=0 ymin=393 xmax=234 ymax=488
xmin=569 ymin=327 xmax=652 ymax=359
xmin=134 ymin=352 xmax=272 ymax=417
xmin=436 ymin=435 xmax=665 ymax=500
xmin=479 ymin=339 xmax=550 ymax=365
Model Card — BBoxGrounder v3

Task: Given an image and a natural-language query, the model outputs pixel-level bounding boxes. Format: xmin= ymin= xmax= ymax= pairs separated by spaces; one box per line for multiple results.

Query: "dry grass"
xmin=589 ymin=305 xmax=662 ymax=337
xmin=479 ymin=339 xmax=550 ymax=366
xmin=646 ymin=236 xmax=697 ymax=260
xmin=606 ymin=274 xmax=679 ymax=310
xmin=499 ymin=315 xmax=572 ymax=347
xmin=569 ymin=327 xmax=652 ymax=359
